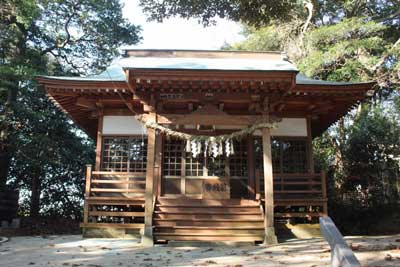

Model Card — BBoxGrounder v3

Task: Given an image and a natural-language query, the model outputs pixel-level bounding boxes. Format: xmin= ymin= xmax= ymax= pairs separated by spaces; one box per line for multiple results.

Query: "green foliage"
xmin=226 ymin=0 xmax=400 ymax=233
xmin=299 ymin=18 xmax=387 ymax=80
xmin=0 ymin=0 xmax=141 ymax=217
xmin=139 ymin=0 xmax=305 ymax=27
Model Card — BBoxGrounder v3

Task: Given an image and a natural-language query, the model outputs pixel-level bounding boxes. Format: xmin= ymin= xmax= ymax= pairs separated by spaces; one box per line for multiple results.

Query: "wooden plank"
xmin=274 ymin=181 xmax=321 ymax=185
xmin=154 ymin=218 xmax=263 ymax=222
xmin=91 ymin=180 xmax=145 ymax=184
xmin=275 ymin=212 xmax=325 ymax=218
xmin=274 ymin=190 xmax=322 ymax=193
xmin=154 ymin=231 xmax=264 ymax=236
xmin=92 ymin=171 xmax=146 ymax=176
xmin=274 ymin=198 xmax=327 ymax=202
xmin=154 ymin=211 xmax=261 ymax=215
xmin=155 ymin=226 xmax=265 ymax=230
xmin=80 ymin=223 xmax=144 ymax=229
xmin=89 ymin=211 xmax=144 ymax=217
xmin=157 ymin=198 xmax=259 ymax=206
xmin=154 ymin=214 xmax=263 ymax=220
xmin=90 ymin=188 xmax=145 ymax=193
xmin=153 ymin=114 xmax=265 ymax=126
xmin=83 ymin=165 xmax=92 ymax=224
xmin=153 ymin=234 xmax=264 ymax=242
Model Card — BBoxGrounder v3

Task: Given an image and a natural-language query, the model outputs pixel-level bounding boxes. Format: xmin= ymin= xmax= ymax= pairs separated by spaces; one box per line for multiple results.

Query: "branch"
xmin=371 ymin=37 xmax=400 ymax=73
xmin=40 ymin=6 xmax=77 ymax=55
xmin=302 ymin=1 xmax=314 ymax=35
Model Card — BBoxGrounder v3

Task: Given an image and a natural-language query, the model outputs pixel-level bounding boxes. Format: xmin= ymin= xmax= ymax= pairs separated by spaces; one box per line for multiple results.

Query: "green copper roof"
xmin=38 ymin=51 xmax=371 ymax=86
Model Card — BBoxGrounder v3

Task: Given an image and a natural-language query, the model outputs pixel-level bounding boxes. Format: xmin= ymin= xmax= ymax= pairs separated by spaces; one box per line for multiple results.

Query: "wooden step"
xmin=154 ymin=217 xmax=263 ymax=222
xmin=155 ymin=226 xmax=265 ymax=230
xmin=154 ymin=213 xmax=263 ymax=220
xmin=157 ymin=198 xmax=260 ymax=206
xmin=154 ymin=228 xmax=264 ymax=235
xmin=155 ymin=206 xmax=261 ymax=214
xmin=153 ymin=234 xmax=264 ymax=242
xmin=86 ymin=197 xmax=144 ymax=206
xmin=154 ymin=220 xmax=264 ymax=228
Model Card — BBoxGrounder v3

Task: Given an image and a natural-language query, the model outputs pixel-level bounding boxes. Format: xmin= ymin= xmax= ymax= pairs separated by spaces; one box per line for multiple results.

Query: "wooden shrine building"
xmin=38 ymin=49 xmax=374 ymax=244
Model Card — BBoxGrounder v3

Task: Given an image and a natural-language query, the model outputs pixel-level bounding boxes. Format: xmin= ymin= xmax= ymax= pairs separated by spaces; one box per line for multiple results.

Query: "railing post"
xmin=321 ymin=171 xmax=328 ymax=216
xmin=255 ymin=169 xmax=260 ymax=200
xmin=83 ymin=164 xmax=92 ymax=224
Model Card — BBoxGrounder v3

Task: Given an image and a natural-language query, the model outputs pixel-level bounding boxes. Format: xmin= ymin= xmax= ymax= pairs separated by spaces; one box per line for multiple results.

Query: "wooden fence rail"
xmin=320 ymin=217 xmax=360 ymax=267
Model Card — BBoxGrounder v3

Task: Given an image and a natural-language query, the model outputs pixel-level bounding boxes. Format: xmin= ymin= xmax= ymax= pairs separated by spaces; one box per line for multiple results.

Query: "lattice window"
xmin=254 ymin=137 xmax=307 ymax=173
xmin=281 ymin=140 xmax=307 ymax=173
xmin=102 ymin=136 xmax=147 ymax=172
xmin=229 ymin=139 xmax=248 ymax=177
xmin=207 ymin=156 xmax=226 ymax=177
xmin=163 ymin=138 xmax=183 ymax=176
xmin=186 ymin=154 xmax=204 ymax=176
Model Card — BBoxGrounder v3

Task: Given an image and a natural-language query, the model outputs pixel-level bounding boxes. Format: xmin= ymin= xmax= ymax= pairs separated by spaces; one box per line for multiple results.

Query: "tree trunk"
xmin=0 ymin=85 xmax=17 ymax=189
xmin=30 ymin=173 xmax=41 ymax=217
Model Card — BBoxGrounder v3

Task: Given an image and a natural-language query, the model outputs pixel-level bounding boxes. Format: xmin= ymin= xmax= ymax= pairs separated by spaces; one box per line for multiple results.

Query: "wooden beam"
xmin=262 ymin=127 xmax=278 ymax=244
xmin=142 ymin=112 xmax=156 ymax=246
xmin=76 ymin=97 xmax=96 ymax=110
xmin=152 ymin=114 xmax=271 ymax=126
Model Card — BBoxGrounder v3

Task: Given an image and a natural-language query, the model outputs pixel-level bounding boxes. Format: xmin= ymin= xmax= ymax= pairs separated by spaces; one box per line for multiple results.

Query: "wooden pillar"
xmin=307 ymin=116 xmax=315 ymax=174
xmin=95 ymin=114 xmax=103 ymax=171
xmin=262 ymin=127 xmax=278 ymax=244
xmin=142 ymin=113 xmax=156 ymax=246
xmin=247 ymin=135 xmax=255 ymax=199
xmin=154 ymin=134 xmax=163 ymax=197
xmin=83 ymin=164 xmax=92 ymax=224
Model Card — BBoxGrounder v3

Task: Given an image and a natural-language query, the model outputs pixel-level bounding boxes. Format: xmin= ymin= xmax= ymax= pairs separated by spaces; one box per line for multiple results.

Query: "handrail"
xmin=320 ymin=217 xmax=360 ymax=267
xmin=92 ymin=171 xmax=146 ymax=176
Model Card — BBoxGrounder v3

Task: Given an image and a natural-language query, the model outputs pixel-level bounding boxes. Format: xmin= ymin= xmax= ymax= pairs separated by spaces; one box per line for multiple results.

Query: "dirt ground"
xmin=0 ymin=235 xmax=399 ymax=267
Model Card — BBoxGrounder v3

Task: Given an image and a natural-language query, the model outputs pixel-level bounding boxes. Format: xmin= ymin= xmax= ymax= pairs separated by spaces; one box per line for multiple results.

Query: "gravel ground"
xmin=0 ymin=235 xmax=399 ymax=267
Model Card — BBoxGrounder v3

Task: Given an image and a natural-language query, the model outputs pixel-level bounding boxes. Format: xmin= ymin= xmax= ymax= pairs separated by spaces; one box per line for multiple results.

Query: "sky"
xmin=121 ymin=0 xmax=245 ymax=50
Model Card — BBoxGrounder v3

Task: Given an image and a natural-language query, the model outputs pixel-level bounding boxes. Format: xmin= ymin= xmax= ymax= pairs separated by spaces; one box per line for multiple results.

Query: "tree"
xmin=1 ymin=0 xmax=141 ymax=217
xmin=222 ymin=1 xmax=400 ymax=232
xmin=139 ymin=0 xmax=304 ymax=27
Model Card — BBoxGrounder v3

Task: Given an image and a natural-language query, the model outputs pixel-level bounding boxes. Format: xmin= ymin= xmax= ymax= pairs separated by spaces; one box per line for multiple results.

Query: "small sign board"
xmin=202 ymin=179 xmax=230 ymax=199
